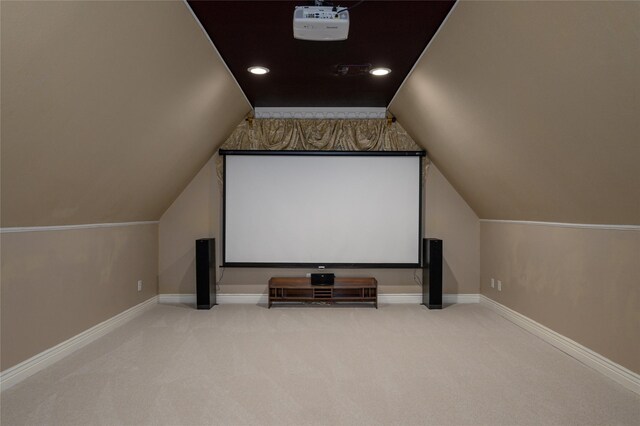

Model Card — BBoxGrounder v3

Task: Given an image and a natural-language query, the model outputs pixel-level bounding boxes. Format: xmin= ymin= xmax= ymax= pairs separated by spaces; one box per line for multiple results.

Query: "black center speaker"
xmin=311 ymin=273 xmax=335 ymax=285
xmin=196 ymin=238 xmax=217 ymax=309
xmin=422 ymin=238 xmax=443 ymax=309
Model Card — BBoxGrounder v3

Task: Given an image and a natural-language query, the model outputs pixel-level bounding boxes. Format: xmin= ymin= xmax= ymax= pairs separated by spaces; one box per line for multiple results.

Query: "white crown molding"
xmin=0 ymin=296 xmax=158 ymax=392
xmin=479 ymin=295 xmax=640 ymax=395
xmin=0 ymin=221 xmax=159 ymax=234
xmin=479 ymin=219 xmax=639 ymax=231
xmin=158 ymin=293 xmax=480 ymax=306
xmin=253 ymin=107 xmax=387 ymax=119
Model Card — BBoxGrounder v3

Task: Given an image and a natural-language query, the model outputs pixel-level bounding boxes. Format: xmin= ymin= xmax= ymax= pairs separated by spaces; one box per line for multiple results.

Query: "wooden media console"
xmin=268 ymin=277 xmax=377 ymax=308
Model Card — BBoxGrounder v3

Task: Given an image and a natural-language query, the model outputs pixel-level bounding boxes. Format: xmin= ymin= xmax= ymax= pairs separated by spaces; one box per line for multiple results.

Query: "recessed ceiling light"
xmin=248 ymin=66 xmax=270 ymax=75
xmin=369 ymin=67 xmax=391 ymax=76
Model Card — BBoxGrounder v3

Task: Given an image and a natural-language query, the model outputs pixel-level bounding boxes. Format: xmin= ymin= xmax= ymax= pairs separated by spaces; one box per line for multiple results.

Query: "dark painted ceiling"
xmin=188 ymin=0 xmax=455 ymax=108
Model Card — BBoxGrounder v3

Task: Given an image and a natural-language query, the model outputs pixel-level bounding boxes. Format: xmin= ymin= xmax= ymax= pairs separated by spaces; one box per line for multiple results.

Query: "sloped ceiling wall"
xmin=1 ymin=1 xmax=251 ymax=227
xmin=390 ymin=1 xmax=640 ymax=225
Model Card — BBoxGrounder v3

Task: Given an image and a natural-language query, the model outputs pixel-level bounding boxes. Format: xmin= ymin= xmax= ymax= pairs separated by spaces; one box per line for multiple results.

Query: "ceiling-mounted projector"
xmin=293 ymin=6 xmax=349 ymax=41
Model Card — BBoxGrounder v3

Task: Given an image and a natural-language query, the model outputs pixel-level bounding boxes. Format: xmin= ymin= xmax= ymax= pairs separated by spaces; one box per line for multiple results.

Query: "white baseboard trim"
xmin=378 ymin=293 xmax=421 ymax=304
xmin=479 ymin=295 xmax=640 ymax=395
xmin=157 ymin=294 xmax=270 ymax=305
xmin=157 ymin=294 xmax=196 ymax=304
xmin=158 ymin=293 xmax=480 ymax=306
xmin=378 ymin=293 xmax=480 ymax=304
xmin=444 ymin=293 xmax=480 ymax=304
xmin=218 ymin=294 xmax=268 ymax=304
xmin=0 ymin=296 xmax=158 ymax=392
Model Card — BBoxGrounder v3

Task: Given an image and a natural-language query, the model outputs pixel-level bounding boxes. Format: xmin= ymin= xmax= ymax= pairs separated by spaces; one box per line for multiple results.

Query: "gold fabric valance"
xmin=216 ymin=118 xmax=429 ymax=181
xmin=218 ymin=118 xmax=424 ymax=152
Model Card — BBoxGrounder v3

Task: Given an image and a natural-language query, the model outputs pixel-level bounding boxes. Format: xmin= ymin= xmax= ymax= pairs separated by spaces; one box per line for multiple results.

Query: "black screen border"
xmin=220 ymin=150 xmax=425 ymax=268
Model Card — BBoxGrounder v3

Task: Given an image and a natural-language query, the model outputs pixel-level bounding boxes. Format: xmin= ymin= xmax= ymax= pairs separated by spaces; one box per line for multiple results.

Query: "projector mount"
xmin=314 ymin=0 xmax=365 ymax=14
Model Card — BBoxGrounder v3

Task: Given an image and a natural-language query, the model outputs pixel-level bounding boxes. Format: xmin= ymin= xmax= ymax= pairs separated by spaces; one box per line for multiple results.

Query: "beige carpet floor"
xmin=1 ymin=303 xmax=639 ymax=425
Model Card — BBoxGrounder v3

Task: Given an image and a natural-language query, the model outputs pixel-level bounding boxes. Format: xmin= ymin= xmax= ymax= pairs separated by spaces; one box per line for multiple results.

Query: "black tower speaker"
xmin=422 ymin=238 xmax=443 ymax=309
xmin=195 ymin=238 xmax=217 ymax=309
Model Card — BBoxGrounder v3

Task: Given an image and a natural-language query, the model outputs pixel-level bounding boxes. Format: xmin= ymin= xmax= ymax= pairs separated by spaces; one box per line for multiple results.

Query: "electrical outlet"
xmin=497 ymin=280 xmax=502 ymax=291
xmin=491 ymin=278 xmax=495 ymax=288
xmin=305 ymin=273 xmax=311 ymax=277
xmin=137 ymin=280 xmax=143 ymax=292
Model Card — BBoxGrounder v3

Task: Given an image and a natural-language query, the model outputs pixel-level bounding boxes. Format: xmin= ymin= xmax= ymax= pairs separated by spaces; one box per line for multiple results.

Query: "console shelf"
xmin=268 ymin=277 xmax=377 ymax=308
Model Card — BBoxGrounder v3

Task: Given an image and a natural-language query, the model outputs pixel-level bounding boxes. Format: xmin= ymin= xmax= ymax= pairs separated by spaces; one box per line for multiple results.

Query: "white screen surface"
xmin=224 ymin=154 xmax=421 ymax=265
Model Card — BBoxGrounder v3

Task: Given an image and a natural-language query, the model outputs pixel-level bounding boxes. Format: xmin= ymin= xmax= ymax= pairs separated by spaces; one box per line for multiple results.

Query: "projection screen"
xmin=222 ymin=152 xmax=423 ymax=267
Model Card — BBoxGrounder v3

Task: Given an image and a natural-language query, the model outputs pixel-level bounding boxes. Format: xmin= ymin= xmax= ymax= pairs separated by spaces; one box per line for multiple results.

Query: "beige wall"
xmin=425 ymin=165 xmax=479 ymax=294
xmin=1 ymin=0 xmax=247 ymax=372
xmin=1 ymin=224 xmax=158 ymax=370
xmin=159 ymin=154 xmax=479 ymax=296
xmin=159 ymin=156 xmax=217 ymax=296
xmin=391 ymin=0 xmax=639 ymax=375
xmin=481 ymin=221 xmax=640 ymax=373
xmin=390 ymin=1 xmax=640 ymax=225
xmin=1 ymin=0 xmax=250 ymax=227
